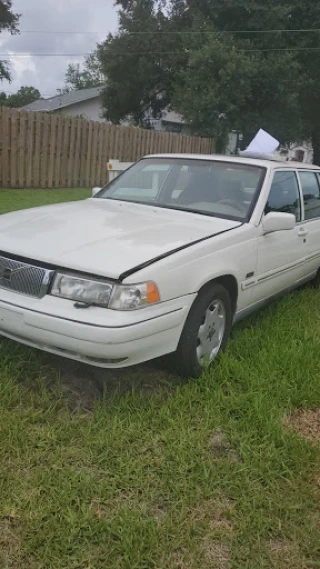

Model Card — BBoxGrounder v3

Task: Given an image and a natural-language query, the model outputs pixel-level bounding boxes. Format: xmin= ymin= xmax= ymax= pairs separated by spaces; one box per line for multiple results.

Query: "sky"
xmin=0 ymin=0 xmax=118 ymax=97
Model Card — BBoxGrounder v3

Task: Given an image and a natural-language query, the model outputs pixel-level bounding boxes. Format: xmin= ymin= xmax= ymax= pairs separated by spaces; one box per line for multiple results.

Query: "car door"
xmin=252 ymin=169 xmax=308 ymax=304
xmin=297 ymin=170 xmax=320 ymax=278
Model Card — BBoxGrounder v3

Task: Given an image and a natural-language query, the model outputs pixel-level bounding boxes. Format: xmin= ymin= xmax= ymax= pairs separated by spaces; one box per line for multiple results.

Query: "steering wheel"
xmin=216 ymin=199 xmax=245 ymax=214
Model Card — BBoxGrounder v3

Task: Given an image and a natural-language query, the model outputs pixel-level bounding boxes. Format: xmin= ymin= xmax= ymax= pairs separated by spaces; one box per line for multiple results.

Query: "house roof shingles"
xmin=21 ymin=86 xmax=104 ymax=112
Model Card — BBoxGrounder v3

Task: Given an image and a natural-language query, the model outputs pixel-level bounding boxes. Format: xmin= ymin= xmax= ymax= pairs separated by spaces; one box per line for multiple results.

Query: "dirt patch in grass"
xmin=268 ymin=540 xmax=307 ymax=568
xmin=42 ymin=353 xmax=179 ymax=410
xmin=58 ymin=371 xmax=103 ymax=411
xmin=169 ymin=498 xmax=233 ymax=568
xmin=92 ymin=360 xmax=180 ymax=398
xmin=202 ymin=542 xmax=231 ymax=569
xmin=0 ymin=520 xmax=22 ymax=569
xmin=171 ymin=550 xmax=193 ymax=569
xmin=285 ymin=408 xmax=320 ymax=442
xmin=209 ymin=428 xmax=241 ymax=461
xmin=269 ymin=539 xmax=293 ymax=554
xmin=189 ymin=496 xmax=233 ymax=533
xmin=149 ymin=501 xmax=169 ymax=524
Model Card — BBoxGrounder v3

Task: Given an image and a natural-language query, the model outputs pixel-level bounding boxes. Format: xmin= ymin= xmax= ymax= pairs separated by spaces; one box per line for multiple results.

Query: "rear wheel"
xmin=170 ymin=283 xmax=233 ymax=378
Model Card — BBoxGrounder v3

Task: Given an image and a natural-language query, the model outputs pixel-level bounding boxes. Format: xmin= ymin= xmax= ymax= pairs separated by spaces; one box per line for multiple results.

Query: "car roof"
xmin=145 ymin=153 xmax=320 ymax=171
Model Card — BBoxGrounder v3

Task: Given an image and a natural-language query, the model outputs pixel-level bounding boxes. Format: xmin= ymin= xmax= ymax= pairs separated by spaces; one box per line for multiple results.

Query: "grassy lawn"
xmin=0 ymin=189 xmax=91 ymax=214
xmin=1 ymin=190 xmax=320 ymax=568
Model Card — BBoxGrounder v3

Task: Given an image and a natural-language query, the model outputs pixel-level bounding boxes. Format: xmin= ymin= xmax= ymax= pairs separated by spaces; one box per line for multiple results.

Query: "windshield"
xmin=96 ymin=158 xmax=265 ymax=221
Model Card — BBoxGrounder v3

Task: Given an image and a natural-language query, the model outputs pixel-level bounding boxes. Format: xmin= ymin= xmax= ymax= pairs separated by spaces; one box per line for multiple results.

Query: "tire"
xmin=310 ymin=268 xmax=320 ymax=288
xmin=170 ymin=283 xmax=233 ymax=378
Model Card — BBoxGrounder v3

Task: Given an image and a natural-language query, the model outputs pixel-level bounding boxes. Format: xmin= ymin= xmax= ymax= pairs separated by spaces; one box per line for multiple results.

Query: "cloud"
xmin=0 ymin=0 xmax=118 ymax=96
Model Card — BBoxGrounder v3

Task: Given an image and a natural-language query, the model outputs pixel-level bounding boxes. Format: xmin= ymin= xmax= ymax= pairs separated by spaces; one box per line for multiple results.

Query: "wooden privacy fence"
xmin=0 ymin=107 xmax=215 ymax=189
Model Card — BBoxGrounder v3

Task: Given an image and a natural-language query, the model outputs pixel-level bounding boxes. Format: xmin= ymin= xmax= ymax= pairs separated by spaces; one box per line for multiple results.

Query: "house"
xmin=21 ymin=87 xmax=105 ymax=122
xmin=286 ymin=142 xmax=313 ymax=164
xmin=21 ymin=87 xmax=190 ymax=133
xmin=146 ymin=110 xmax=190 ymax=134
xmin=226 ymin=131 xmax=314 ymax=164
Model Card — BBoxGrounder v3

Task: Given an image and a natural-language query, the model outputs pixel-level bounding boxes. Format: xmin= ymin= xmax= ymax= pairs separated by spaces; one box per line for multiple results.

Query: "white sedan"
xmin=1 ymin=154 xmax=320 ymax=377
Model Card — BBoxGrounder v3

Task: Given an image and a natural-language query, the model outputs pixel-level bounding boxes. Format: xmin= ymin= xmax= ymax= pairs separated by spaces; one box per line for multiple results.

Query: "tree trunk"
xmin=312 ymin=129 xmax=320 ymax=165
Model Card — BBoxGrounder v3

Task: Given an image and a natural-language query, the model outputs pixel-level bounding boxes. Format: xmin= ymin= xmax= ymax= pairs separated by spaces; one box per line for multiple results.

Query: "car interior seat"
xmin=178 ymin=171 xmax=218 ymax=205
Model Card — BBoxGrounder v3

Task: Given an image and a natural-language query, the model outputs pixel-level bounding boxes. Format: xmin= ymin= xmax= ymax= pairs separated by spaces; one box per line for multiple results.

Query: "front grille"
xmin=0 ymin=255 xmax=53 ymax=298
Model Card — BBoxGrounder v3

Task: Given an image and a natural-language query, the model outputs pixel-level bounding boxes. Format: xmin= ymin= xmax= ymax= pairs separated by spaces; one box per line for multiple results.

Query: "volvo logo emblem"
xmin=0 ymin=266 xmax=27 ymax=282
xmin=0 ymin=267 xmax=13 ymax=281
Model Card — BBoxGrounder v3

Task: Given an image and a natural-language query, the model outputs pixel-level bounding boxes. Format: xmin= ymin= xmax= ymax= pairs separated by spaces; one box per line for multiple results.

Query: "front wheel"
xmin=311 ymin=268 xmax=320 ymax=288
xmin=171 ymin=283 xmax=233 ymax=378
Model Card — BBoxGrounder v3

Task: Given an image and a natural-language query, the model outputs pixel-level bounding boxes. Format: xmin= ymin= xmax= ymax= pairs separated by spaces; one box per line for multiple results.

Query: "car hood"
xmin=0 ymin=198 xmax=241 ymax=280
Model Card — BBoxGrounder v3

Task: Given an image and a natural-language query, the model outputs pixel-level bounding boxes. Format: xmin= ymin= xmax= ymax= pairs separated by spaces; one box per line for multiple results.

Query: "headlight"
xmin=109 ymin=282 xmax=160 ymax=310
xmin=51 ymin=273 xmax=113 ymax=306
xmin=50 ymin=273 xmax=160 ymax=310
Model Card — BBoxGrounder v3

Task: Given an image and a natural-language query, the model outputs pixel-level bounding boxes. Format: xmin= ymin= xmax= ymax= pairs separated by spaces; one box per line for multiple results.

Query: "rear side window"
xmin=299 ymin=171 xmax=320 ymax=220
xmin=265 ymin=171 xmax=301 ymax=221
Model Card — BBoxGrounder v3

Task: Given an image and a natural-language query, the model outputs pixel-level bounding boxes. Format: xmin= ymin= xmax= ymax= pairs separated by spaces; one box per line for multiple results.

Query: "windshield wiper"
xmin=151 ymin=203 xmax=243 ymax=221
xmin=156 ymin=204 xmax=217 ymax=217
xmin=104 ymin=197 xmax=156 ymax=207
xmin=103 ymin=198 xmax=242 ymax=221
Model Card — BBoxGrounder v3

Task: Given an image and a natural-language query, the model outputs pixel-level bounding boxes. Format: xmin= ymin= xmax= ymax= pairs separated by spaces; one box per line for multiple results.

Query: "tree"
xmin=169 ymin=0 xmax=320 ymax=158
xmin=3 ymin=85 xmax=41 ymax=107
xmin=287 ymin=1 xmax=320 ymax=165
xmin=0 ymin=1 xmax=20 ymax=82
xmin=0 ymin=90 xmax=7 ymax=105
xmin=64 ymin=51 xmax=104 ymax=92
xmin=172 ymin=25 xmax=306 ymax=150
xmin=98 ymin=0 xmax=320 ymax=162
xmin=98 ymin=0 xmax=187 ymax=125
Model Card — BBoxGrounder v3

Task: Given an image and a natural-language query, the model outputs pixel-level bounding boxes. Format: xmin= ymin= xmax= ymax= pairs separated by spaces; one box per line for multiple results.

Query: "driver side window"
xmin=265 ymin=171 xmax=301 ymax=222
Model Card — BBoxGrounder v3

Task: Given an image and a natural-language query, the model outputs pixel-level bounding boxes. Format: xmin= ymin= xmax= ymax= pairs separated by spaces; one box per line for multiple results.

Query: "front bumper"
xmin=0 ymin=291 xmax=195 ymax=368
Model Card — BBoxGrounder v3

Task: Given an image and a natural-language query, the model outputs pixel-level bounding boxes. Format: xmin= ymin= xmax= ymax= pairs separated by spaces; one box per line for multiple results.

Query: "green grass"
xmin=1 ymin=190 xmax=320 ymax=568
xmin=0 ymin=189 xmax=91 ymax=214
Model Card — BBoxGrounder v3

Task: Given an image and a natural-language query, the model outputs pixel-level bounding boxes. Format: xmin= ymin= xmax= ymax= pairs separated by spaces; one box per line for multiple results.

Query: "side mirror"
xmin=262 ymin=212 xmax=295 ymax=234
xmin=92 ymin=187 xmax=101 ymax=197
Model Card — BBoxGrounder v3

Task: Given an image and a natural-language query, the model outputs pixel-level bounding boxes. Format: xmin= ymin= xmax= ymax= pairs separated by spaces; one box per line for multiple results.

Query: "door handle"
xmin=298 ymin=228 xmax=308 ymax=238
